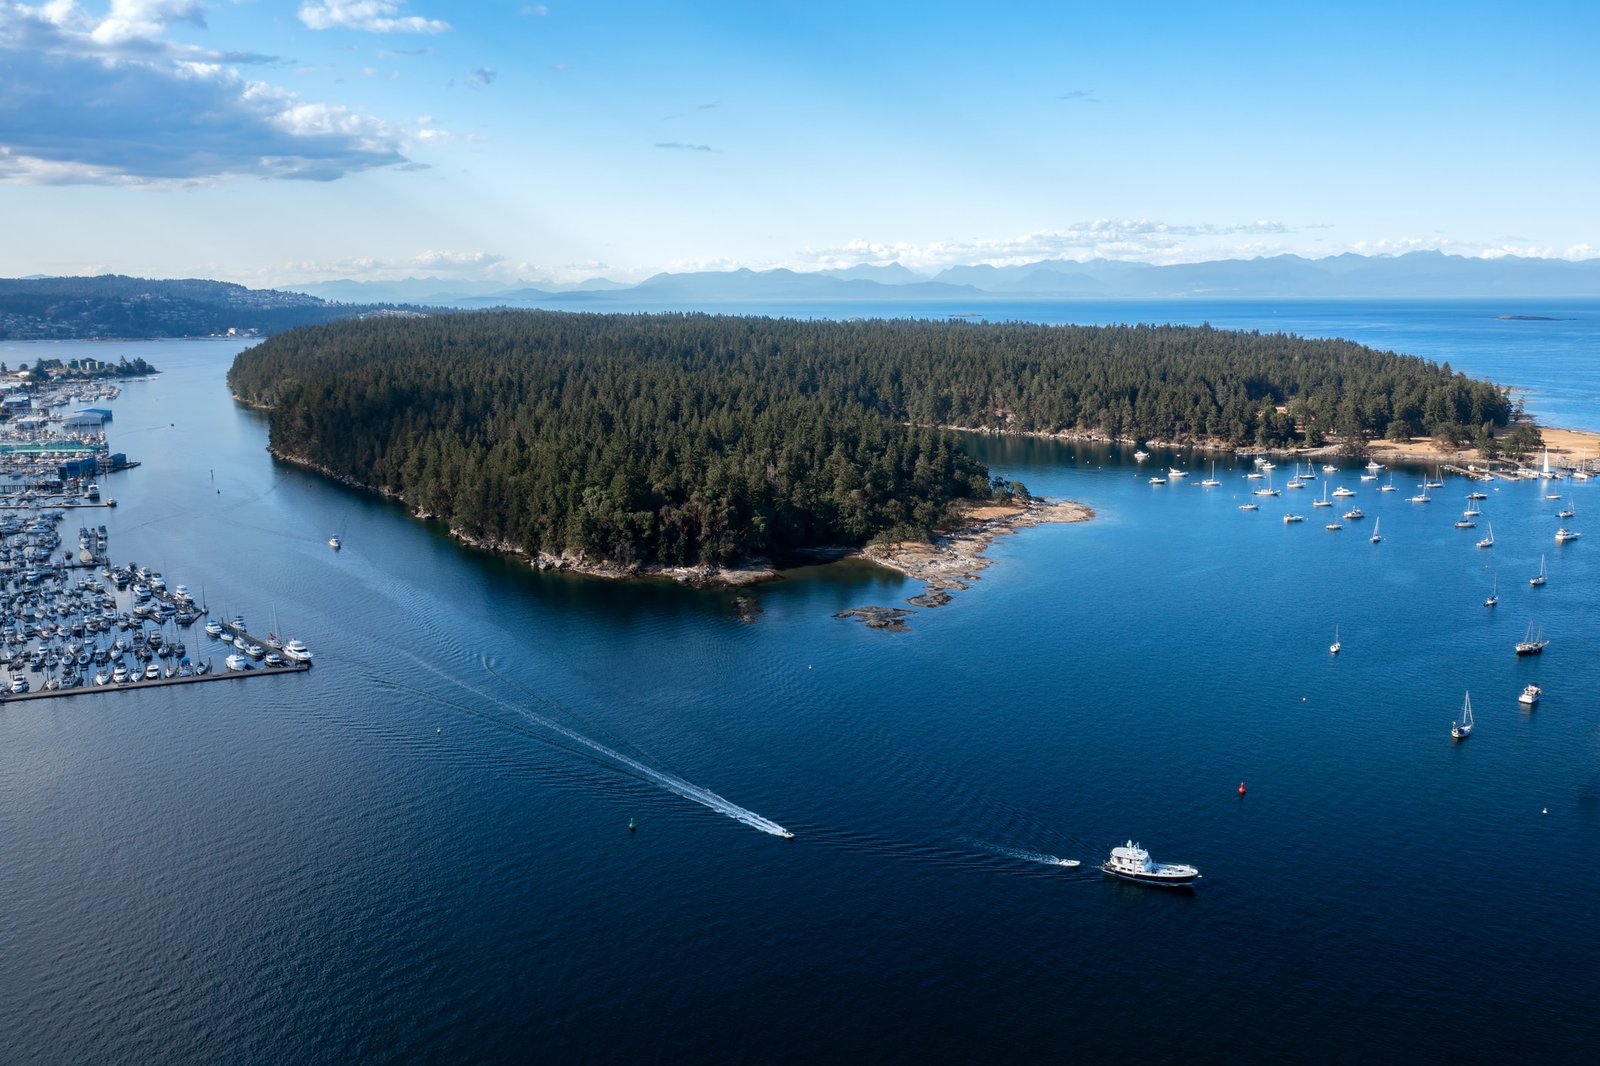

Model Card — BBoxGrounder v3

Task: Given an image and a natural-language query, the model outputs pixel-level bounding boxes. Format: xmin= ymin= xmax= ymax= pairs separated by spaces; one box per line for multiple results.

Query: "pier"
xmin=2 ymin=658 xmax=310 ymax=703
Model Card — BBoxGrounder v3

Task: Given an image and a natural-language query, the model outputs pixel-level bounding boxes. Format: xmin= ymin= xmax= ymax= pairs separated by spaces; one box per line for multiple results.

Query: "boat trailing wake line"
xmin=975 ymin=842 xmax=1083 ymax=869
xmin=518 ymin=707 xmax=795 ymax=839
xmin=479 ymin=659 xmax=795 ymax=839
xmin=362 ymin=648 xmax=796 ymax=840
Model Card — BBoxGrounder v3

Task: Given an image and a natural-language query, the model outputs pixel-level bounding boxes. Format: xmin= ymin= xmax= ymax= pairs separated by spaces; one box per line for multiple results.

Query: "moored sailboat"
xmin=1514 ymin=622 xmax=1549 ymax=655
xmin=1451 ymin=691 xmax=1474 ymax=740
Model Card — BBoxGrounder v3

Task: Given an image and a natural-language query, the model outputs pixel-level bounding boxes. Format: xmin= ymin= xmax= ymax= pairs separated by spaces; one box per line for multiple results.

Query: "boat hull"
xmin=1101 ymin=865 xmax=1200 ymax=887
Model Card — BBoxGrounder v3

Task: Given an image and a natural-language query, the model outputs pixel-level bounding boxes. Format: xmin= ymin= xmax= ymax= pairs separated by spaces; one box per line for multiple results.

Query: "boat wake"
xmin=365 ymin=648 xmax=794 ymax=839
xmin=507 ymin=701 xmax=795 ymax=839
xmin=975 ymin=841 xmax=1083 ymax=869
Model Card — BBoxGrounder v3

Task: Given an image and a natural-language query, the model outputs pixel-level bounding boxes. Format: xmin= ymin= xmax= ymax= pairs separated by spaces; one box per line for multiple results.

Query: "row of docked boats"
xmin=202 ymin=614 xmax=313 ymax=663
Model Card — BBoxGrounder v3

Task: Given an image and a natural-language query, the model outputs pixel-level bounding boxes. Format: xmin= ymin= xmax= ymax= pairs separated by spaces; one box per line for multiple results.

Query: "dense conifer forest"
xmin=228 ymin=311 xmax=1511 ymax=566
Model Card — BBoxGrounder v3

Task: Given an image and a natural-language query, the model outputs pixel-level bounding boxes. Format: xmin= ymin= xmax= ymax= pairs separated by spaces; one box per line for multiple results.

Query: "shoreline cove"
xmin=266 ymin=444 xmax=1091 ymax=594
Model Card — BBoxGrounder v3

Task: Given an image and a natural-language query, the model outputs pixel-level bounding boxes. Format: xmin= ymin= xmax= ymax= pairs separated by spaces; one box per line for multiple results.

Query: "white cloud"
xmin=91 ymin=0 xmax=205 ymax=45
xmin=283 ymin=250 xmax=514 ymax=280
xmin=298 ymin=1 xmax=449 ymax=35
xmin=467 ymin=65 xmax=493 ymax=88
xmin=0 ymin=1 xmax=411 ymax=183
xmin=798 ymin=219 xmax=1296 ymax=272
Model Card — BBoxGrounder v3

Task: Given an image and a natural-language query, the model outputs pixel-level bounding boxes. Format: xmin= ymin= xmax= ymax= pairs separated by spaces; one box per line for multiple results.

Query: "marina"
xmin=0 ymin=365 xmax=314 ymax=704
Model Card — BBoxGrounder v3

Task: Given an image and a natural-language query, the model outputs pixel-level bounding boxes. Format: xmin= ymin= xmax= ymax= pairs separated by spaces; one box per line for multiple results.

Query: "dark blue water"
xmin=2 ymin=308 xmax=1598 ymax=1063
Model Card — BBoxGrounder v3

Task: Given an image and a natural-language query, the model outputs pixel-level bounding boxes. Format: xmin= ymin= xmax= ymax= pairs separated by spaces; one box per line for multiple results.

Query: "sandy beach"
xmin=1343 ymin=425 xmax=1600 ymax=468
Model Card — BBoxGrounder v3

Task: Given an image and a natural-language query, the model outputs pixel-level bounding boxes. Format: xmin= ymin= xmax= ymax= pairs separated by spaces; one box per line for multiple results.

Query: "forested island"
xmin=228 ymin=311 xmax=1511 ymax=573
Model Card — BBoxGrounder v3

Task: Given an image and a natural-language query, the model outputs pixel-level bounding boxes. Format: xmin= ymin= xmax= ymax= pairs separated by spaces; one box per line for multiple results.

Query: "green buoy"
xmin=628 ymin=818 xmax=637 ymax=832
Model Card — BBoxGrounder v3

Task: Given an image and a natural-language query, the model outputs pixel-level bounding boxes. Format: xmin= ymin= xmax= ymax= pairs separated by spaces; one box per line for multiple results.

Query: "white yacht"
xmin=1332 ymin=485 xmax=1356 ymax=497
xmin=1283 ymin=513 xmax=1305 ymax=523
xmin=1168 ymin=467 xmax=1188 ymax=479
xmin=283 ymin=639 xmax=314 ymax=663
xmin=1518 ymin=684 xmax=1542 ymax=707
xmin=1554 ymin=528 xmax=1580 ymax=543
xmin=1101 ymin=841 xmax=1200 ymax=887
xmin=329 ymin=535 xmax=342 ymax=550
xmin=225 ymin=653 xmax=250 ymax=671
xmin=1133 ymin=450 xmax=1149 ymax=462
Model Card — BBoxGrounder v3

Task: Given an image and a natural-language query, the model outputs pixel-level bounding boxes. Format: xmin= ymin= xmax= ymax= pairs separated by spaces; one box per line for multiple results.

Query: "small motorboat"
xmin=1518 ymin=684 xmax=1542 ymax=706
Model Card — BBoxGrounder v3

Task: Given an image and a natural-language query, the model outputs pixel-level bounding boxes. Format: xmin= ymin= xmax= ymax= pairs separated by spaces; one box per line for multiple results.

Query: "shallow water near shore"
xmin=2 ymin=305 xmax=1599 ymax=1063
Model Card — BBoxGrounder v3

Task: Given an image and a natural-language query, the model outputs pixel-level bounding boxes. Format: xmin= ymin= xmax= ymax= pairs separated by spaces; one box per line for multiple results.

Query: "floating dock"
xmin=3 ymin=658 xmax=310 ymax=702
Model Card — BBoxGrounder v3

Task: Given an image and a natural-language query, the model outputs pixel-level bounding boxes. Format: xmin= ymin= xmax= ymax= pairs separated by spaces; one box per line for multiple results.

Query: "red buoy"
xmin=1238 ymin=781 xmax=1247 ymax=795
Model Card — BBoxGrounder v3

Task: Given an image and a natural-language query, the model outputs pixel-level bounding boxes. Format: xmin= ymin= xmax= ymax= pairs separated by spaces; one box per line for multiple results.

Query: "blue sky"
xmin=2 ymin=0 xmax=1597 ymax=287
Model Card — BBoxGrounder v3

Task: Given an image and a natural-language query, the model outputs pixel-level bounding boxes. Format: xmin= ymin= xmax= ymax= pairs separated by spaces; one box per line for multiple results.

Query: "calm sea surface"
xmin=2 ymin=302 xmax=1598 ymax=1063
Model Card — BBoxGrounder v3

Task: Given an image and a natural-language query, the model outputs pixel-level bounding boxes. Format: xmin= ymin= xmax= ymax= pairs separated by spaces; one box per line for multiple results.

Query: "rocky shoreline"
xmin=269 ymin=445 xmax=1093 ymax=615
xmin=835 ymin=497 xmax=1093 ymax=630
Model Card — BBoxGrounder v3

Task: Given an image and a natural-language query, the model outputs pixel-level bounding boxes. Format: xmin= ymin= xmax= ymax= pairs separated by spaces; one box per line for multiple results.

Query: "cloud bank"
xmin=0 ymin=1 xmax=412 ymax=184
xmin=297 ymin=0 xmax=448 ymax=35
xmin=801 ymin=219 xmax=1295 ymax=272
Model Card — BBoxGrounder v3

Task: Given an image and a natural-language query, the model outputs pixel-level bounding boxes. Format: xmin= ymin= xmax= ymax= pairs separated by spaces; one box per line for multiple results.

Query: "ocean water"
xmin=1 ymin=309 xmax=1597 ymax=1063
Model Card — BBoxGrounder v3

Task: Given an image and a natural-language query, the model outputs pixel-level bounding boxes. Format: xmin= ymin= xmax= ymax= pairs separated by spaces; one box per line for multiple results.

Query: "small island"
xmin=229 ymin=310 xmax=1508 ymax=588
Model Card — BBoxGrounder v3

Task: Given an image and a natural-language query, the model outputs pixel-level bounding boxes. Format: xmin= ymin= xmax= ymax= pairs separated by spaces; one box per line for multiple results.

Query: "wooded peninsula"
xmin=227 ymin=311 xmax=1511 ymax=570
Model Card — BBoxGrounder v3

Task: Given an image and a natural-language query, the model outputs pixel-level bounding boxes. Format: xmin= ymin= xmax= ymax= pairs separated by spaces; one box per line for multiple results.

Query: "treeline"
xmin=0 ymin=275 xmax=408 ymax=340
xmin=229 ymin=311 xmax=1510 ymax=565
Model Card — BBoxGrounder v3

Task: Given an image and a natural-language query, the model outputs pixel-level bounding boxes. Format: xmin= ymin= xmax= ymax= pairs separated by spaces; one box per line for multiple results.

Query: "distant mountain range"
xmin=287 ymin=251 xmax=1600 ymax=308
xmin=6 ymin=253 xmax=1599 ymax=340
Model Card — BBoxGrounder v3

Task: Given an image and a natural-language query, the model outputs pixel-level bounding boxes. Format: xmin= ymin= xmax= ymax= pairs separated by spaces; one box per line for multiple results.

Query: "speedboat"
xmin=1057 ymin=859 xmax=1082 ymax=868
xmin=1283 ymin=513 xmax=1304 ymax=523
xmin=143 ymin=662 xmax=160 ymax=680
xmin=1518 ymin=683 xmax=1542 ymax=706
xmin=1101 ymin=841 xmax=1200 ymax=887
